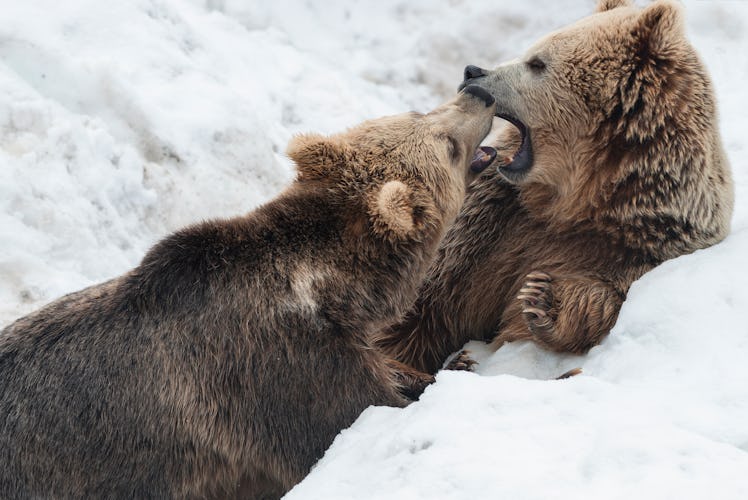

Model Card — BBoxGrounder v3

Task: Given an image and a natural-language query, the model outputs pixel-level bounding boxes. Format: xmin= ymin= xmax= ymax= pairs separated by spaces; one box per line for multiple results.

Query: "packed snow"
xmin=1 ymin=0 xmax=747 ymax=498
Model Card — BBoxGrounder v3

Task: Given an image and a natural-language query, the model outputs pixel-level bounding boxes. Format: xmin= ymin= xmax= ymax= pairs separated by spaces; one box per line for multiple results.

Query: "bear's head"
xmin=460 ymin=0 xmax=732 ymax=238
xmin=286 ymin=86 xmax=495 ymax=242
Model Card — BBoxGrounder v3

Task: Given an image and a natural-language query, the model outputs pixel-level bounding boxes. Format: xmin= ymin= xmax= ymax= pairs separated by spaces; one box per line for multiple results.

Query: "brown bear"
xmin=0 ymin=86 xmax=496 ymax=499
xmin=376 ymin=0 xmax=734 ymax=374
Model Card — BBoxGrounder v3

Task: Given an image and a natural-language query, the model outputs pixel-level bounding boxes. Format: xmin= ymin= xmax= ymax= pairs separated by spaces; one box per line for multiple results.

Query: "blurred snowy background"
xmin=1 ymin=0 xmax=747 ymax=498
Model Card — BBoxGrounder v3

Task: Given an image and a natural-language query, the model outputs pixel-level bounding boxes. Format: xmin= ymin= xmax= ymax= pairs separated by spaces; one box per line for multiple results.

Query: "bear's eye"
xmin=526 ymin=56 xmax=546 ymax=73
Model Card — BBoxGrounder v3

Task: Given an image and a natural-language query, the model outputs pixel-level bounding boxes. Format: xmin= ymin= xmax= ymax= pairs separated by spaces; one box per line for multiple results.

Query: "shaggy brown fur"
xmin=0 ymin=88 xmax=495 ymax=498
xmin=376 ymin=0 xmax=734 ymax=374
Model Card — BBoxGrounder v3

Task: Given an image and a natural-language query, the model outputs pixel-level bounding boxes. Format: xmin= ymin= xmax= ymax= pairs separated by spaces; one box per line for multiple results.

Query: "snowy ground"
xmin=1 ymin=0 xmax=747 ymax=498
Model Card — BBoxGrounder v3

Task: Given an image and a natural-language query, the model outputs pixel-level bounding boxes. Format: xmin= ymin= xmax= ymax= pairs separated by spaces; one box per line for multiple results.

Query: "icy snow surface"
xmin=1 ymin=1 xmax=747 ymax=498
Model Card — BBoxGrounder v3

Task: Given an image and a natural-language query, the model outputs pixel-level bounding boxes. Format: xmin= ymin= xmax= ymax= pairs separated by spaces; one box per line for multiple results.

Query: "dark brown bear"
xmin=0 ymin=87 xmax=495 ymax=498
xmin=376 ymin=0 xmax=734 ymax=373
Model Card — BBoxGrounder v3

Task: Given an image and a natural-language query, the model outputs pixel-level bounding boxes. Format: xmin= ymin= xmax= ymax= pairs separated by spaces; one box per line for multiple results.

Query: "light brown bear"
xmin=0 ymin=86 xmax=495 ymax=498
xmin=377 ymin=0 xmax=734 ymax=373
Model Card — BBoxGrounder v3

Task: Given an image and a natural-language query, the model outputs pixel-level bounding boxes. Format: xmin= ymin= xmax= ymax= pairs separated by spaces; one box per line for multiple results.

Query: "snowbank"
xmin=1 ymin=1 xmax=747 ymax=498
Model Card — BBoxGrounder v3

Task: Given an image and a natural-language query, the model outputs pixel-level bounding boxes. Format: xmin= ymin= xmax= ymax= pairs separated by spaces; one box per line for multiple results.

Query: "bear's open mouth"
xmin=470 ymin=146 xmax=497 ymax=173
xmin=469 ymin=113 xmax=532 ymax=178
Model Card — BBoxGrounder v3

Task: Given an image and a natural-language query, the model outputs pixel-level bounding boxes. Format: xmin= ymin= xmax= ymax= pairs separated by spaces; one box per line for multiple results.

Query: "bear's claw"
xmin=445 ymin=350 xmax=478 ymax=372
xmin=386 ymin=358 xmax=436 ymax=400
xmin=525 ymin=271 xmax=551 ymax=282
xmin=556 ymin=367 xmax=583 ymax=380
xmin=521 ymin=305 xmax=547 ymax=318
xmin=520 ymin=271 xmax=556 ymax=340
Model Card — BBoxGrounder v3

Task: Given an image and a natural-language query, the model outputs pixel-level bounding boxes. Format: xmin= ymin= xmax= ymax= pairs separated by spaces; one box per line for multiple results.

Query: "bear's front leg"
xmin=498 ymin=271 xmax=624 ymax=353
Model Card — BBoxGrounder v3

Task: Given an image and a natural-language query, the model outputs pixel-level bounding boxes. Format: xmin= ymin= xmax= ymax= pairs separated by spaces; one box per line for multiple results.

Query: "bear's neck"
xmin=519 ymin=126 xmax=731 ymax=263
xmin=274 ymin=183 xmax=450 ymax=338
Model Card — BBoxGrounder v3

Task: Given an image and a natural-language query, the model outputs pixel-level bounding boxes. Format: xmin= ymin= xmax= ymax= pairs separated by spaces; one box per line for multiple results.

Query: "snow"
xmin=1 ymin=0 xmax=747 ymax=498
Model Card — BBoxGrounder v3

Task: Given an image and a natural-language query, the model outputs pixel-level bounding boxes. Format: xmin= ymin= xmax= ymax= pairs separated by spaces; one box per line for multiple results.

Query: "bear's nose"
xmin=463 ymin=65 xmax=486 ymax=81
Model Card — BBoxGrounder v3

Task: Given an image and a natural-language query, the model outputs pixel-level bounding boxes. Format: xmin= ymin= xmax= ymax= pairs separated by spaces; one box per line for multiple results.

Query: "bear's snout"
xmin=464 ymin=65 xmax=486 ymax=81
xmin=459 ymin=65 xmax=487 ymax=91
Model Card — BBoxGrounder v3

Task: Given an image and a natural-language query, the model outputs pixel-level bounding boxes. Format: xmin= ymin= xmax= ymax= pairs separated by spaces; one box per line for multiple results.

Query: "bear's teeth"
xmin=470 ymin=146 xmax=497 ymax=173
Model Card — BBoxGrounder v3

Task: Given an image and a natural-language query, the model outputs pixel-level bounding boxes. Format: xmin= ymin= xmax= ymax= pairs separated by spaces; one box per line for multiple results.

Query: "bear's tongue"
xmin=470 ymin=146 xmax=497 ymax=173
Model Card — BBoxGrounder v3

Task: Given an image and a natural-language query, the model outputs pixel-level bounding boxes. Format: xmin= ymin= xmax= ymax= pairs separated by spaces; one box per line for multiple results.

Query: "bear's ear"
xmin=595 ymin=0 xmax=631 ymax=13
xmin=286 ymin=133 xmax=347 ymax=180
xmin=367 ymin=181 xmax=435 ymax=242
xmin=633 ymin=0 xmax=684 ymax=58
